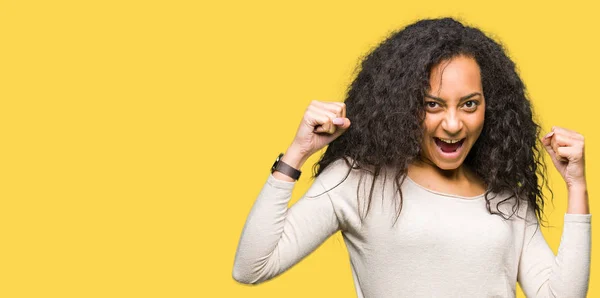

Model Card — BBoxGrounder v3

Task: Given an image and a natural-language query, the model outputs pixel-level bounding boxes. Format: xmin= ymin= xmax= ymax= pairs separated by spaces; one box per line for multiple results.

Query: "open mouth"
xmin=434 ymin=137 xmax=465 ymax=153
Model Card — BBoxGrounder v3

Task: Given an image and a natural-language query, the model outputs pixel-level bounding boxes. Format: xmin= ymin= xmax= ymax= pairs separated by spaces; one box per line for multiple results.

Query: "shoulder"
xmin=305 ymin=157 xmax=363 ymax=198
xmin=485 ymin=189 xmax=531 ymax=223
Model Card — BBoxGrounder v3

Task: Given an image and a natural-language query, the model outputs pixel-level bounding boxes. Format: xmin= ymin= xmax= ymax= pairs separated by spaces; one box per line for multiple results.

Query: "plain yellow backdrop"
xmin=1 ymin=0 xmax=598 ymax=297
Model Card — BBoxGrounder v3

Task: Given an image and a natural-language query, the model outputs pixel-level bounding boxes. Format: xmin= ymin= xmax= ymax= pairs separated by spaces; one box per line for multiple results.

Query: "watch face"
xmin=271 ymin=153 xmax=283 ymax=172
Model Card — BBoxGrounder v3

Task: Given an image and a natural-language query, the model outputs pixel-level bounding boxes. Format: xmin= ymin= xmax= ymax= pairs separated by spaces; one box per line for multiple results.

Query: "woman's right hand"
xmin=280 ymin=100 xmax=351 ymax=172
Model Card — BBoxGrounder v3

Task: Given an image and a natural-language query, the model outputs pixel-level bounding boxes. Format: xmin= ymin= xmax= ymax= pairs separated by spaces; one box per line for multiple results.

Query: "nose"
xmin=441 ymin=110 xmax=463 ymax=135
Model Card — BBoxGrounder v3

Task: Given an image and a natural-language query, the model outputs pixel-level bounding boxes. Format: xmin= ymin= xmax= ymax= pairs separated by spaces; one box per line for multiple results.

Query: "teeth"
xmin=439 ymin=138 xmax=461 ymax=144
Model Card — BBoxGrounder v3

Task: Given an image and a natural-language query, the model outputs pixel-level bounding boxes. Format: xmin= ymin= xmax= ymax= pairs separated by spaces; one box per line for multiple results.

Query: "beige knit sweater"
xmin=233 ymin=159 xmax=591 ymax=297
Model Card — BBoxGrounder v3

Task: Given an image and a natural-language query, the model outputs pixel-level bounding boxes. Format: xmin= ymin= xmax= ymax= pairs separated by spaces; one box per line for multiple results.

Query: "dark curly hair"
xmin=312 ymin=17 xmax=551 ymax=226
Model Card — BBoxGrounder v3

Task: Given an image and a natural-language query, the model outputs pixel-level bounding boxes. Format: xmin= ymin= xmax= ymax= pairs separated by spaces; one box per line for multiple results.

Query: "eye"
xmin=463 ymin=100 xmax=478 ymax=111
xmin=426 ymin=101 xmax=439 ymax=109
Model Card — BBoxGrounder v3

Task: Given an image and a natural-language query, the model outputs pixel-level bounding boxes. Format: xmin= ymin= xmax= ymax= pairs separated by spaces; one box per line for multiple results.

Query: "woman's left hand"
xmin=541 ymin=126 xmax=587 ymax=190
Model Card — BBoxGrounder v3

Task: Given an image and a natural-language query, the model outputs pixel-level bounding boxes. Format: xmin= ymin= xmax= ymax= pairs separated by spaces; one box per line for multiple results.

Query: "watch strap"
xmin=271 ymin=153 xmax=302 ymax=180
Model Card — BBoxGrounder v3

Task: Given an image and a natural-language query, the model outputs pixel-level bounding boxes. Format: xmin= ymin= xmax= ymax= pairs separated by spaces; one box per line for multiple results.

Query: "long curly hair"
xmin=312 ymin=17 xmax=551 ymax=226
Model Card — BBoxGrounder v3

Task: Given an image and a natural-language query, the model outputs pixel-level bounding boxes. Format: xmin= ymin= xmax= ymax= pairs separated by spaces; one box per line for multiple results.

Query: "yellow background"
xmin=1 ymin=0 xmax=598 ymax=297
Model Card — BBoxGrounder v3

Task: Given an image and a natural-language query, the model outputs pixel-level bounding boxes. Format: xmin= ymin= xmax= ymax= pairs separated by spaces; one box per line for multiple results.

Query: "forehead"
xmin=428 ymin=55 xmax=482 ymax=97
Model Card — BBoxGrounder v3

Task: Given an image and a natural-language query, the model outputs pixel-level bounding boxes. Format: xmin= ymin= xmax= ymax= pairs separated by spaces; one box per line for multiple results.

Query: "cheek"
xmin=468 ymin=112 xmax=485 ymax=136
xmin=422 ymin=116 xmax=439 ymax=135
xmin=476 ymin=110 xmax=485 ymax=129
xmin=477 ymin=105 xmax=486 ymax=126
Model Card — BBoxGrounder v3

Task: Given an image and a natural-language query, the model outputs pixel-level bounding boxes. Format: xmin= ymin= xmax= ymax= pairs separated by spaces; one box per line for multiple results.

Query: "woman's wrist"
xmin=271 ymin=146 xmax=310 ymax=182
xmin=281 ymin=145 xmax=311 ymax=170
xmin=567 ymin=183 xmax=589 ymax=214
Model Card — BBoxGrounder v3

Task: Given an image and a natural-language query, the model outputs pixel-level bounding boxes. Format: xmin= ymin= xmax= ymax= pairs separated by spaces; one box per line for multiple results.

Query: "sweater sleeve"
xmin=517 ymin=205 xmax=591 ymax=298
xmin=232 ymin=170 xmax=342 ymax=284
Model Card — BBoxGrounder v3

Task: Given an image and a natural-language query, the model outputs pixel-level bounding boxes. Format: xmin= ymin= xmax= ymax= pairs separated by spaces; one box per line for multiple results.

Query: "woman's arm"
xmin=517 ymin=127 xmax=592 ymax=296
xmin=517 ymin=200 xmax=591 ymax=297
xmin=231 ymin=157 xmax=344 ymax=284
xmin=232 ymin=100 xmax=351 ymax=284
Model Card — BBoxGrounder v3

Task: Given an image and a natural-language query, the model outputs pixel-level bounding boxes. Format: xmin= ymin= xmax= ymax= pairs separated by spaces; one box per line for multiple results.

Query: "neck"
xmin=412 ymin=155 xmax=470 ymax=182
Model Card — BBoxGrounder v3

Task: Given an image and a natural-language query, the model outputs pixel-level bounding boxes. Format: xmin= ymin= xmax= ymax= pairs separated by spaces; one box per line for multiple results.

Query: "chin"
xmin=433 ymin=160 xmax=463 ymax=171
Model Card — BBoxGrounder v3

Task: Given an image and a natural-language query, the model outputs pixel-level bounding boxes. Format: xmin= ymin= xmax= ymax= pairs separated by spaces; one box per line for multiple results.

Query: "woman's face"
xmin=420 ymin=55 xmax=486 ymax=170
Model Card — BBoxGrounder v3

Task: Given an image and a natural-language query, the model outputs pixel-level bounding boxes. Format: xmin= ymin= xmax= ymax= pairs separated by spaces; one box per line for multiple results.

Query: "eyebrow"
xmin=424 ymin=92 xmax=482 ymax=102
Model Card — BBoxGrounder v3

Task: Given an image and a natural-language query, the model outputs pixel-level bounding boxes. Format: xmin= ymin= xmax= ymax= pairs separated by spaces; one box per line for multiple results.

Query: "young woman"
xmin=232 ymin=17 xmax=590 ymax=297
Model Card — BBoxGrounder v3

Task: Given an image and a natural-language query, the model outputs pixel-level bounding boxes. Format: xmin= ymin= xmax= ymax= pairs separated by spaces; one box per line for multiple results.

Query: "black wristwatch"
xmin=271 ymin=153 xmax=302 ymax=180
